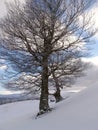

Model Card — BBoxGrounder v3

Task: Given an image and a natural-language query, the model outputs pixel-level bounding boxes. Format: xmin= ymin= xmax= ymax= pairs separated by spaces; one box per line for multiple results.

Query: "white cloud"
xmin=90 ymin=56 xmax=98 ymax=65
xmin=89 ymin=4 xmax=98 ymax=38
xmin=76 ymin=56 xmax=98 ymax=88
xmin=0 ymin=90 xmax=13 ymax=95
xmin=0 ymin=88 xmax=21 ymax=95
xmin=0 ymin=0 xmax=25 ymax=18
xmin=0 ymin=65 xmax=7 ymax=70
xmin=0 ymin=0 xmax=7 ymax=17
xmin=83 ymin=56 xmax=98 ymax=66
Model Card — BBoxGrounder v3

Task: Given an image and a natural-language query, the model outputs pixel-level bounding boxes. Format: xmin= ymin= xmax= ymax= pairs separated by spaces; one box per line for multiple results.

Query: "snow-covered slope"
xmin=0 ymin=83 xmax=98 ymax=130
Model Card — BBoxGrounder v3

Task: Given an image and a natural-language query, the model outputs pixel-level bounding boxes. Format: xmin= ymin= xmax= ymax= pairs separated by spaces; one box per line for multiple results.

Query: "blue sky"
xmin=92 ymin=42 xmax=98 ymax=56
xmin=0 ymin=0 xmax=98 ymax=94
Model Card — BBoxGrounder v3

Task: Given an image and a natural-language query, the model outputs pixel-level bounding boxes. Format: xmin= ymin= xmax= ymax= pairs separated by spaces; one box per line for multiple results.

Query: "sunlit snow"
xmin=0 ymin=83 xmax=98 ymax=130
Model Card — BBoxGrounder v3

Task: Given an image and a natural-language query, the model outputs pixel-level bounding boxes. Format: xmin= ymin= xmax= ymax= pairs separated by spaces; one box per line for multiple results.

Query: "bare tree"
xmin=3 ymin=49 xmax=89 ymax=103
xmin=0 ymin=0 xmax=96 ymax=114
xmin=48 ymin=50 xmax=89 ymax=102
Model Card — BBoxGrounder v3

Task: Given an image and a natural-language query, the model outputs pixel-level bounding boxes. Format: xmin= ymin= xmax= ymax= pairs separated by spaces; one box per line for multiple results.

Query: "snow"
xmin=0 ymin=83 xmax=98 ymax=130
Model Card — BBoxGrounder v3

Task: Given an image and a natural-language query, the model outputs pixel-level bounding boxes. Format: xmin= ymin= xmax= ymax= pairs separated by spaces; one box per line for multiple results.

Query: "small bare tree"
xmin=48 ymin=50 xmax=89 ymax=102
xmin=0 ymin=0 xmax=96 ymax=114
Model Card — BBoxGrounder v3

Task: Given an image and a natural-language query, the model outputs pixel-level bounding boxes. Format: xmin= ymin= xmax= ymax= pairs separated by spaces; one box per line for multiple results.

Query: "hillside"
xmin=0 ymin=83 xmax=98 ymax=130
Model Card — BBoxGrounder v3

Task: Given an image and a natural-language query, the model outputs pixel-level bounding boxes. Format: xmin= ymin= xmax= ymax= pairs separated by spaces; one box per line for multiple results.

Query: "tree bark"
xmin=52 ymin=72 xmax=63 ymax=102
xmin=38 ymin=56 xmax=50 ymax=115
xmin=53 ymin=87 xmax=63 ymax=102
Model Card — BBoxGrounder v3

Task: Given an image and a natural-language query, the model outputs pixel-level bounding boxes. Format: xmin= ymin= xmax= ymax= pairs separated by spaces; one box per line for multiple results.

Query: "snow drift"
xmin=0 ymin=82 xmax=98 ymax=130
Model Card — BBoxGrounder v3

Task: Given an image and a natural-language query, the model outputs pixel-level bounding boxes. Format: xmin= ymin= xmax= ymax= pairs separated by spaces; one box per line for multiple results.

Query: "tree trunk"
xmin=53 ymin=87 xmax=63 ymax=102
xmin=52 ymin=72 xmax=63 ymax=102
xmin=38 ymin=56 xmax=50 ymax=115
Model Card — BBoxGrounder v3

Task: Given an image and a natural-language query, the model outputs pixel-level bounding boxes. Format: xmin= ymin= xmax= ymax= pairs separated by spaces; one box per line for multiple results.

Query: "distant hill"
xmin=0 ymin=93 xmax=39 ymax=105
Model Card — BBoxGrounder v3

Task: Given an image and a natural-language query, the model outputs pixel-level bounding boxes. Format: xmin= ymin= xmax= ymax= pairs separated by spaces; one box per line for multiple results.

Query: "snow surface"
xmin=0 ymin=83 xmax=98 ymax=130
